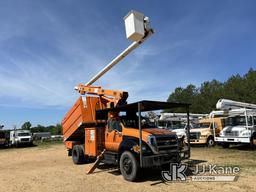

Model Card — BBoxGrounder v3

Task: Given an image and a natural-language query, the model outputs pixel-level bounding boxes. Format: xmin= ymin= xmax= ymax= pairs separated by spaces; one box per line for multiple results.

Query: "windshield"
xmin=225 ymin=116 xmax=253 ymax=126
xmin=122 ymin=118 xmax=156 ymax=129
xmin=158 ymin=121 xmax=167 ymax=127
xmin=193 ymin=123 xmax=210 ymax=129
xmin=18 ymin=132 xmax=30 ymax=136
xmin=168 ymin=121 xmax=185 ymax=130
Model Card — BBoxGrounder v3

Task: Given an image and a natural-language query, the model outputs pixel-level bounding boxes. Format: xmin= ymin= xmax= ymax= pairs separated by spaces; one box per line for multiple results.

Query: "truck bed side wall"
xmin=62 ymin=96 xmax=104 ymax=142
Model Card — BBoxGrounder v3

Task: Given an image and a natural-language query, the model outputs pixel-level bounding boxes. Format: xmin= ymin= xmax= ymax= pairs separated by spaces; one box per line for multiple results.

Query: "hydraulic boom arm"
xmin=75 ymin=84 xmax=128 ymax=107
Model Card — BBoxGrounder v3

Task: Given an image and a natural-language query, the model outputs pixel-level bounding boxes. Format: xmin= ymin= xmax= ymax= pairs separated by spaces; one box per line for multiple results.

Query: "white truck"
xmin=10 ymin=130 xmax=33 ymax=147
xmin=158 ymin=113 xmax=207 ymax=139
xmin=214 ymin=99 xmax=256 ymax=148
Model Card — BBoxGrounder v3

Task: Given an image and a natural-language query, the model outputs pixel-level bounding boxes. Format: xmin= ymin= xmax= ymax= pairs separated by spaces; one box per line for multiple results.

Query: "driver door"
xmin=105 ymin=119 xmax=123 ymax=151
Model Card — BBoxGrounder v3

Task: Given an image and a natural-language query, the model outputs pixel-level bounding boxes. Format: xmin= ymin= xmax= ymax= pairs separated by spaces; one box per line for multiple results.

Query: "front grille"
xmin=190 ymin=132 xmax=201 ymax=140
xmin=155 ymin=135 xmax=178 ymax=152
xmin=224 ymin=131 xmax=239 ymax=137
xmin=21 ymin=138 xmax=29 ymax=142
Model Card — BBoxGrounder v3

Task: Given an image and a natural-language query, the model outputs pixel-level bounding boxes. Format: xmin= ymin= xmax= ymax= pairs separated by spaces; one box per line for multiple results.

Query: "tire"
xmin=222 ymin=143 xmax=230 ymax=148
xmin=250 ymin=134 xmax=256 ymax=150
xmin=72 ymin=145 xmax=86 ymax=164
xmin=120 ymin=151 xmax=139 ymax=182
xmin=207 ymin=137 xmax=215 ymax=147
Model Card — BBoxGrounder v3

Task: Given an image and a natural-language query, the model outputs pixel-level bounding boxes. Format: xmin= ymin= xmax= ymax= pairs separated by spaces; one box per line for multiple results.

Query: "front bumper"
xmin=142 ymin=153 xmax=179 ymax=168
xmin=141 ymin=150 xmax=190 ymax=168
xmin=190 ymin=138 xmax=207 ymax=144
xmin=215 ymin=136 xmax=250 ymax=143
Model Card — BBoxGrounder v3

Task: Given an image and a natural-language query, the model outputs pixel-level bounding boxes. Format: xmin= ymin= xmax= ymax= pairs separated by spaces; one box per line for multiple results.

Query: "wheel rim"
xmin=123 ymin=157 xmax=133 ymax=175
xmin=208 ymin=139 xmax=214 ymax=146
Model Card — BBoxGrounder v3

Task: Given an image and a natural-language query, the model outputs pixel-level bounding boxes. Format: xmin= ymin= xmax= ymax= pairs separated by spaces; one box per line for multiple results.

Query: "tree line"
xmin=166 ymin=68 xmax=256 ymax=113
xmin=19 ymin=122 xmax=62 ymax=135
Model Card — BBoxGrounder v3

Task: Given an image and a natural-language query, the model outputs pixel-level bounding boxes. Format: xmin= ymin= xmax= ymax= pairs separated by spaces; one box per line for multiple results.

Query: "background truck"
xmin=10 ymin=130 xmax=33 ymax=147
xmin=190 ymin=117 xmax=225 ymax=147
xmin=0 ymin=130 xmax=8 ymax=147
xmin=61 ymin=10 xmax=191 ymax=181
xmin=214 ymin=99 xmax=256 ymax=148
xmin=158 ymin=113 xmax=206 ymax=140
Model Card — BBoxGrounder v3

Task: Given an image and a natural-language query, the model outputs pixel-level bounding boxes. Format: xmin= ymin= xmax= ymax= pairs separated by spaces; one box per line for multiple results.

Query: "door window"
xmin=107 ymin=119 xmax=122 ymax=132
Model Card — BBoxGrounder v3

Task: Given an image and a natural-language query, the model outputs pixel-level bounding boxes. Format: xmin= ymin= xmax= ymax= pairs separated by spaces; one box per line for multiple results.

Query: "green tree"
xmin=21 ymin=121 xmax=32 ymax=130
xmin=166 ymin=68 xmax=256 ymax=113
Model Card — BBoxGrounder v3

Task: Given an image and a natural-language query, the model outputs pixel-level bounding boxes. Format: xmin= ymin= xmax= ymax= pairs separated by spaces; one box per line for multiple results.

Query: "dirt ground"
xmin=0 ymin=143 xmax=255 ymax=192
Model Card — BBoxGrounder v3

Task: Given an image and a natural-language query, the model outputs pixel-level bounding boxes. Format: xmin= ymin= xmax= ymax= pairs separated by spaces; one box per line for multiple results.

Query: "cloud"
xmin=0 ymin=6 xmax=161 ymax=109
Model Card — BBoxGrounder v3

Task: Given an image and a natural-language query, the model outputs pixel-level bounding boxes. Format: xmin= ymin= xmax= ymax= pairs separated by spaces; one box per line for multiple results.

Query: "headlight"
xmin=177 ymin=133 xmax=185 ymax=138
xmin=241 ymin=131 xmax=251 ymax=136
xmin=220 ymin=131 xmax=224 ymax=136
xmin=141 ymin=146 xmax=147 ymax=151
xmin=147 ymin=135 xmax=157 ymax=147
xmin=147 ymin=135 xmax=159 ymax=153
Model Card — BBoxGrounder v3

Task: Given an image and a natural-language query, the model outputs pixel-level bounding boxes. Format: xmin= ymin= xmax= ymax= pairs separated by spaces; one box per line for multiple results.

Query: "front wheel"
xmin=207 ymin=137 xmax=215 ymax=147
xmin=120 ymin=151 xmax=139 ymax=182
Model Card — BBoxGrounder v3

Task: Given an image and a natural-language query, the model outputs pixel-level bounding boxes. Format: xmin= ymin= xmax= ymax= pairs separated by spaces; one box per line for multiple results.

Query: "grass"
xmin=190 ymin=145 xmax=256 ymax=176
xmin=33 ymin=140 xmax=63 ymax=148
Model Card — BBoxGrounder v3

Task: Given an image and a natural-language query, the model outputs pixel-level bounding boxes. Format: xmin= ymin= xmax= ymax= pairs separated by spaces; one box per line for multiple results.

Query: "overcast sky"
xmin=0 ymin=0 xmax=255 ymax=128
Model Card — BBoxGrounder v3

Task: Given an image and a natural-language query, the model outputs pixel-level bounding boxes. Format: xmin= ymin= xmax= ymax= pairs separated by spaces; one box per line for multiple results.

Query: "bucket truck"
xmin=62 ymin=10 xmax=191 ymax=181
xmin=158 ymin=113 xmax=206 ymax=140
xmin=214 ymin=99 xmax=256 ymax=148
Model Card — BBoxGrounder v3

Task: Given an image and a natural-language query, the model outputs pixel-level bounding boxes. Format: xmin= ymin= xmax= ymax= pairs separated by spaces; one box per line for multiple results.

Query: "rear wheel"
xmin=72 ymin=145 xmax=86 ymax=164
xmin=120 ymin=151 xmax=139 ymax=181
xmin=207 ymin=137 xmax=215 ymax=147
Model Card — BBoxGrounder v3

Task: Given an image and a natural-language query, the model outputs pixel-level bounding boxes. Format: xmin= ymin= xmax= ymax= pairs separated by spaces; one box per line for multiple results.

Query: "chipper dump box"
xmin=62 ymin=96 xmax=105 ymax=156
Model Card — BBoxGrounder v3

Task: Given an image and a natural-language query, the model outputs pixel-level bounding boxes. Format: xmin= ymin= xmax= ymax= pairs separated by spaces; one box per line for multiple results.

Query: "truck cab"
xmin=216 ymin=112 xmax=256 ymax=148
xmin=158 ymin=117 xmax=187 ymax=139
xmin=190 ymin=118 xmax=225 ymax=147
xmin=10 ymin=130 xmax=33 ymax=147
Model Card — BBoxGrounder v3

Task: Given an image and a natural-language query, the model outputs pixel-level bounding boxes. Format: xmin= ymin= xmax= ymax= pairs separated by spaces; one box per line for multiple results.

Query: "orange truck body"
xmin=62 ymin=94 xmax=190 ymax=173
xmin=62 ymin=95 xmax=189 ymax=157
xmin=61 ymin=85 xmax=190 ymax=181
